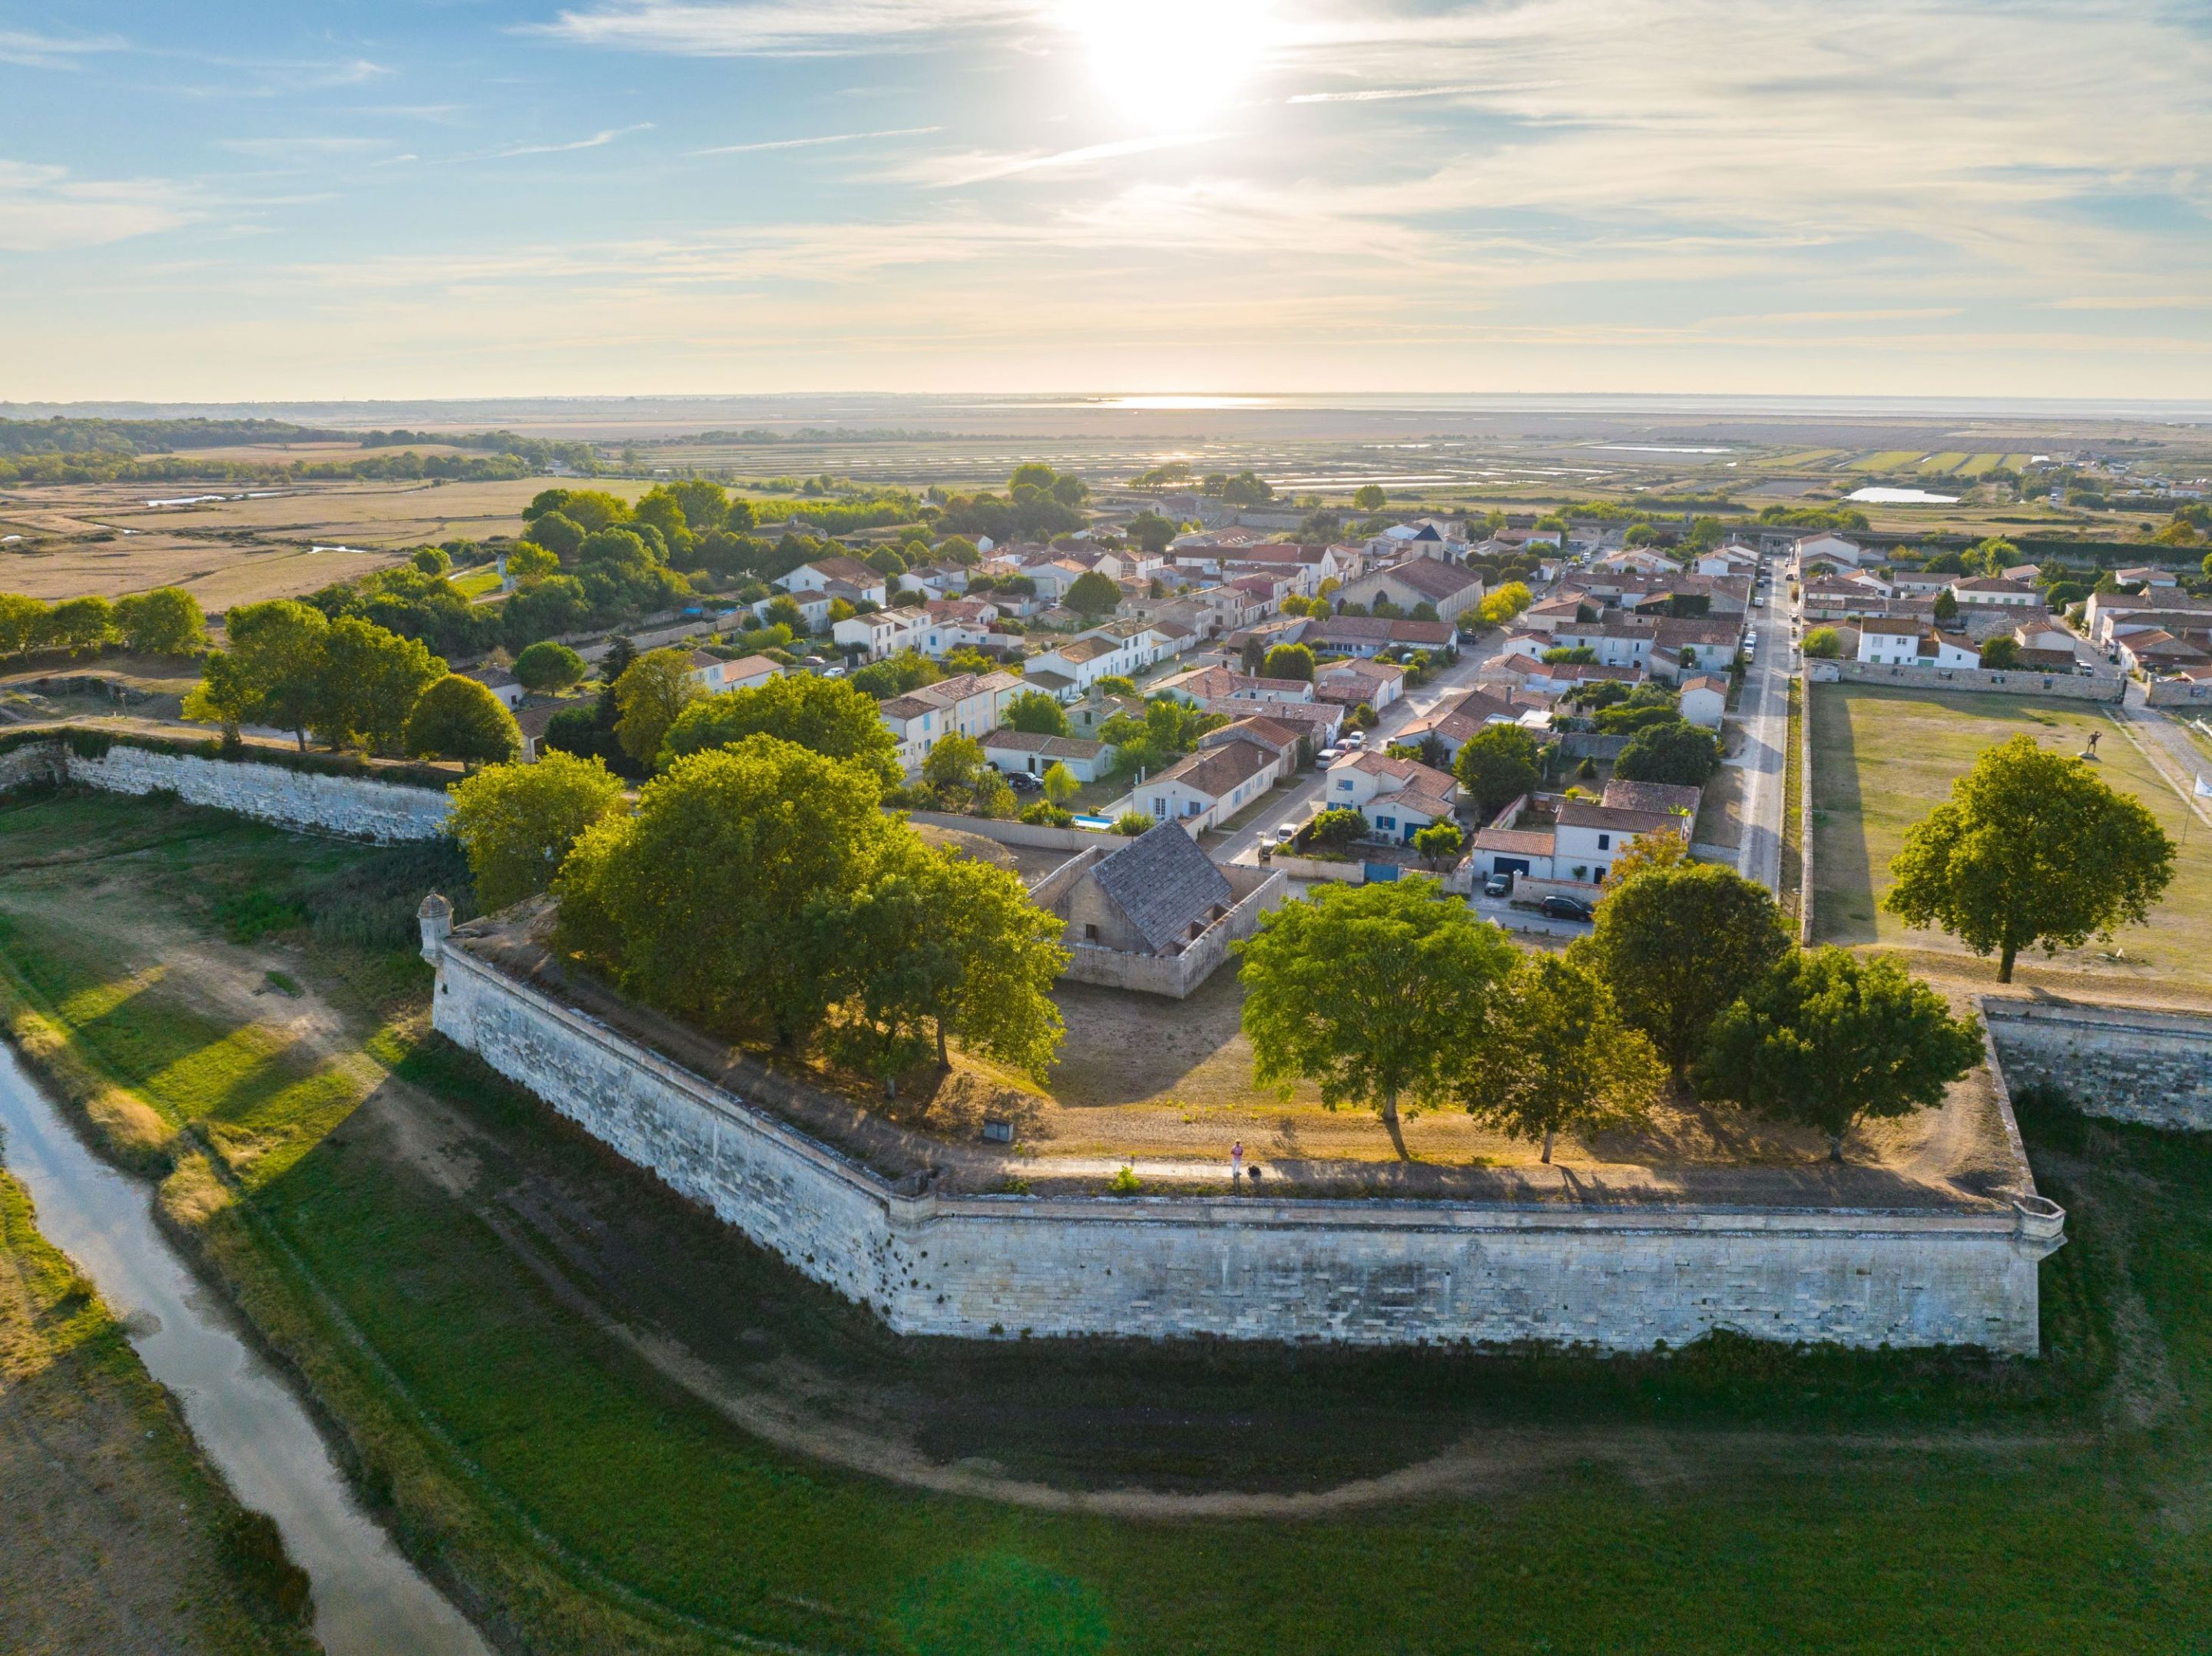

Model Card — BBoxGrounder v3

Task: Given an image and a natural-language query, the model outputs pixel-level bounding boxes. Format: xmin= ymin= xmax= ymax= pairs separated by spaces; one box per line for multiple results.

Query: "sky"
xmin=2 ymin=0 xmax=2210 ymax=402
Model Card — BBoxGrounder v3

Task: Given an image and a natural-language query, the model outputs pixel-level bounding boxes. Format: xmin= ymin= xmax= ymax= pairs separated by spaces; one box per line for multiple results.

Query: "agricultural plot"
xmin=1848 ymin=449 xmax=1925 ymax=471
xmin=1916 ymin=452 xmax=1972 ymax=474
xmin=1955 ymin=453 xmax=2008 ymax=477
xmin=1810 ymin=685 xmax=2212 ymax=994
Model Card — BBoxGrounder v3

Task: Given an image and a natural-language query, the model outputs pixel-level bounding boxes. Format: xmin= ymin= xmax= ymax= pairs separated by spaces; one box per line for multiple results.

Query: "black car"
xmin=1482 ymin=870 xmax=1515 ymax=898
xmin=1006 ymin=771 xmax=1043 ymax=793
xmin=1538 ymin=894 xmax=1594 ymax=922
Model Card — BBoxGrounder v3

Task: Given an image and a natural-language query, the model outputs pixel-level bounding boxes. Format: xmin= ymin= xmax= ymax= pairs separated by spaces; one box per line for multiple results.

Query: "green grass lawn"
xmin=1810 ymin=685 xmax=2212 ymax=992
xmin=7 ymin=789 xmax=2212 ymax=1651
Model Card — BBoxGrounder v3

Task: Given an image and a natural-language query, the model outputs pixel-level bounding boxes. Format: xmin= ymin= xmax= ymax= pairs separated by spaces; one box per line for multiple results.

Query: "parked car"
xmin=1483 ymin=870 xmax=1515 ymax=898
xmin=1538 ymin=894 xmax=1594 ymax=922
xmin=1006 ymin=771 xmax=1042 ymax=793
xmin=1273 ymin=823 xmax=1297 ymax=845
xmin=1318 ymin=746 xmax=1343 ymax=763
xmin=1341 ymin=730 xmax=1366 ymax=748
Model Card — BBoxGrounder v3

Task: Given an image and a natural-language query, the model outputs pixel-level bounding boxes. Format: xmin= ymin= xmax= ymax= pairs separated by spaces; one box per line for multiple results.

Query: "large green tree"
xmin=660 ymin=672 xmax=901 ymax=788
xmin=111 ymin=587 xmax=205 ymax=655
xmin=1459 ymin=955 xmax=1664 ymax=1163
xmin=1237 ymin=876 xmax=1516 ymax=1132
xmin=1064 ymin=571 xmax=1121 ymax=616
xmin=402 ymin=674 xmax=522 ymax=767
xmin=555 ymin=737 xmax=895 ymax=1045
xmin=1453 ymin=724 xmax=1542 ymax=820
xmin=1004 ymin=690 xmax=1071 ymax=737
xmin=1575 ymin=862 xmax=1790 ymax=1084
xmin=184 ymin=598 xmax=329 ymax=749
xmin=1884 ymin=734 xmax=2174 ymax=982
xmin=448 ymin=750 xmax=627 ymax=912
xmin=41 ymin=595 xmax=114 ymax=656
xmin=1612 ymin=718 xmax=1720 ymax=787
xmin=1262 ymin=643 xmax=1316 ymax=682
xmin=1694 ymin=948 xmax=1984 ymax=1161
xmin=513 ymin=640 xmax=586 ymax=695
xmin=313 ymin=617 xmax=445 ymax=754
xmin=611 ymin=648 xmax=703 ymax=767
xmin=0 ymin=593 xmax=46 ymax=656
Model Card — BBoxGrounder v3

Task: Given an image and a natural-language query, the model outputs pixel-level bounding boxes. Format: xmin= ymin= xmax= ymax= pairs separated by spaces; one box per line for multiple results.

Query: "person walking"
xmin=1230 ymin=1141 xmax=1244 ymax=1188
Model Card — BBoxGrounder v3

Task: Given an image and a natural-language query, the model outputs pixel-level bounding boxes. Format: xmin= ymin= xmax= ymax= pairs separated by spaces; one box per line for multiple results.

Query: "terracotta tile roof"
xmin=1152 ymin=735 xmax=1279 ymax=800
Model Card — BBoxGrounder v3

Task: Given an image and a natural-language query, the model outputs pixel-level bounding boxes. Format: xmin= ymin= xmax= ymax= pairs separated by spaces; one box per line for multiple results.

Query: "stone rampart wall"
xmin=0 ymin=737 xmax=449 ymax=841
xmin=432 ymin=942 xmax=2060 ymax=1353
xmin=1811 ymin=660 xmax=2123 ymax=702
xmin=1984 ymin=999 xmax=2212 ymax=1132
xmin=2144 ymin=679 xmax=2212 ymax=709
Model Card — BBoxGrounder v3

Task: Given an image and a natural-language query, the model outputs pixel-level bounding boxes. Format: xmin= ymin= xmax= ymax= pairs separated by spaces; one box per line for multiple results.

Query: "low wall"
xmin=2144 ymin=679 xmax=2212 ymax=709
xmin=0 ymin=737 xmax=450 ymax=841
xmin=431 ymin=939 xmax=2062 ymax=1353
xmin=1811 ymin=660 xmax=2123 ymax=702
xmin=1984 ymin=999 xmax=2212 ymax=1132
xmin=1267 ymin=852 xmax=1363 ymax=885
xmin=1555 ymin=732 xmax=1632 ymax=760
xmin=1038 ymin=857 xmax=1286 ymax=997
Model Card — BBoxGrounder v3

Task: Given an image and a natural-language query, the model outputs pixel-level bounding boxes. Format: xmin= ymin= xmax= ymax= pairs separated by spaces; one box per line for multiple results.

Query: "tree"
xmin=1237 ymin=877 xmax=1516 ymax=1133
xmin=1412 ymin=820 xmax=1463 ymax=869
xmin=505 ymin=541 xmax=562 ymax=584
xmin=314 ymin=616 xmax=445 ymax=754
xmin=1694 ymin=949 xmax=1984 ymax=1161
xmin=1932 ymin=588 xmax=1959 ymax=621
xmin=185 ymin=599 xmax=329 ymax=749
xmin=514 ymin=640 xmax=587 ymax=695
xmin=411 ymin=545 xmax=452 ymax=575
xmin=1476 ymin=582 xmax=1533 ymax=630
xmin=921 ymin=732 xmax=1012 ymax=814
xmin=111 ymin=588 xmax=205 ymax=655
xmin=1353 ymin=484 xmax=1388 ymax=512
xmin=611 ymin=648 xmax=703 ymax=767
xmin=1979 ymin=636 xmax=2021 ymax=669
xmin=1065 ymin=570 xmax=1121 ymax=616
xmin=1598 ymin=831 xmax=1689 ymax=891
xmin=1459 ymin=955 xmax=1664 ymax=1163
xmin=403 ymin=674 xmax=522 ymax=766
xmin=1803 ymin=627 xmax=1842 ymax=658
xmin=1453 ymin=724 xmax=1542 ymax=820
xmin=661 ymin=673 xmax=902 ymax=787
xmin=0 ymin=593 xmax=46 ymax=656
xmin=41 ymin=595 xmax=114 ymax=656
xmin=1577 ymin=862 xmax=1790 ymax=1084
xmin=1004 ymin=690 xmax=1071 ymax=737
xmin=1612 ymin=719 xmax=1721 ymax=787
xmin=1040 ymin=761 xmax=1079 ymax=806
xmin=1262 ymin=643 xmax=1316 ymax=681
xmin=1884 ymin=734 xmax=2174 ymax=982
xmin=813 ymin=837 xmax=1068 ymax=1088
xmin=555 ymin=737 xmax=896 ymax=1045
xmin=522 ymin=510 xmax=586 ymax=558
xmin=448 ymin=750 xmax=626 ymax=912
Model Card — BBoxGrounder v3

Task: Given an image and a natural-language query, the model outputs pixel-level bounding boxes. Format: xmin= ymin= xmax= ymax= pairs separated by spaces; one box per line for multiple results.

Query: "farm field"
xmin=1810 ymin=685 xmax=2212 ymax=996
xmin=0 ymin=477 xmax=632 ymax=608
xmin=1955 ymin=452 xmax=2008 ymax=476
xmin=1848 ymin=449 xmax=1925 ymax=471
xmin=4 ymin=786 xmax=2212 ymax=1654
xmin=1916 ymin=451 xmax=1972 ymax=473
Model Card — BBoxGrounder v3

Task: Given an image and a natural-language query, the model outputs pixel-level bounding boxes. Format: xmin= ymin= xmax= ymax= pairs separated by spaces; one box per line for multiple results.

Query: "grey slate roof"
xmin=1090 ymin=821 xmax=1234 ymax=955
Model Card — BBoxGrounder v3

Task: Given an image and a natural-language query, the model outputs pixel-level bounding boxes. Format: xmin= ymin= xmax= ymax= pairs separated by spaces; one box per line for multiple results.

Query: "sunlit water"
xmin=0 ymin=1045 xmax=490 ymax=1656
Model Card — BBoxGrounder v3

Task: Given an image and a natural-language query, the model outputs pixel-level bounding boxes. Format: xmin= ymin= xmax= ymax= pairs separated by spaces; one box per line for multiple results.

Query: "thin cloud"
xmin=0 ymin=28 xmax=127 ymax=68
xmin=218 ymin=136 xmax=393 ymax=157
xmin=1287 ymin=85 xmax=1468 ymax=104
xmin=528 ymin=0 xmax=1030 ymax=57
xmin=497 ymin=123 xmax=654 ymax=157
xmin=694 ymin=124 xmax=940 ymax=154
xmin=896 ymin=132 xmax=1220 ymax=188
xmin=0 ymin=159 xmax=206 ymax=252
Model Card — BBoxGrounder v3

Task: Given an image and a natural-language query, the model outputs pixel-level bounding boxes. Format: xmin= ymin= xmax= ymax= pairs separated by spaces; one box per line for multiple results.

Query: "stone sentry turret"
xmin=418 ymin=892 xmax=453 ymax=965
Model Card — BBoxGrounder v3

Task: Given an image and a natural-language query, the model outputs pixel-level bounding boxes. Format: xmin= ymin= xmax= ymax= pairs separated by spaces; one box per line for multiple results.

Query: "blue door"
xmin=1364 ymin=861 xmax=1401 ymax=883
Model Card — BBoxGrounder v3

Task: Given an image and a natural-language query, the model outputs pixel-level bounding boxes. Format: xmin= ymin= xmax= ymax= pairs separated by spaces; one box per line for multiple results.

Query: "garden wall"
xmin=432 ymin=936 xmax=2064 ymax=1354
xmin=1983 ymin=999 xmax=2212 ymax=1132
xmin=2144 ymin=679 xmax=2212 ymax=710
xmin=1809 ymin=661 xmax=2124 ymax=702
xmin=0 ymin=736 xmax=450 ymax=841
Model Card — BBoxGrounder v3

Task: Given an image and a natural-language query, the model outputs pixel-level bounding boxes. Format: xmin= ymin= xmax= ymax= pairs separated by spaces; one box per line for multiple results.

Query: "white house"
xmin=1321 ymin=751 xmax=1460 ymax=846
xmin=1856 ymin=621 xmax=1925 ymax=666
xmin=755 ymin=591 xmax=831 ymax=631
xmin=462 ymin=665 xmax=523 ymax=710
xmin=2115 ymin=565 xmax=2178 ymax=589
xmin=832 ymin=607 xmax=929 ymax=662
xmin=982 ymin=729 xmax=1118 ymax=783
xmin=1791 ymin=532 xmax=1867 ymax=569
xmin=1949 ymin=576 xmax=2042 ymax=610
xmin=777 ymin=556 xmax=889 ymax=606
xmin=1472 ymin=780 xmax=1697 ymax=885
xmin=1313 ymin=656 xmax=1406 ymax=710
xmin=684 ymin=650 xmax=782 ymax=693
xmin=1141 ymin=735 xmax=1287 ymax=830
xmin=1694 ymin=545 xmax=1760 ymax=578
xmin=1677 ymin=674 xmax=1727 ymax=728
xmin=1151 ymin=665 xmax=1316 ymax=707
xmin=876 ymin=670 xmax=1025 ymax=775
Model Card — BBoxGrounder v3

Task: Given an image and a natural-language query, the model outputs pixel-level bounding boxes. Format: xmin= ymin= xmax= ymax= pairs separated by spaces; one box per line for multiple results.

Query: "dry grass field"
xmin=1811 ymin=684 xmax=2212 ymax=999
xmin=0 ymin=475 xmax=649 ymax=608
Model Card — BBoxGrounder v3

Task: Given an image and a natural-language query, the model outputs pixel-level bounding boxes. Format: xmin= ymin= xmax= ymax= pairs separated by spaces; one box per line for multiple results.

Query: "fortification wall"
xmin=432 ymin=942 xmax=2061 ymax=1353
xmin=1984 ymin=999 xmax=2212 ymax=1132
xmin=0 ymin=737 xmax=450 ymax=841
xmin=1809 ymin=660 xmax=2123 ymax=702
xmin=2144 ymin=679 xmax=2212 ymax=710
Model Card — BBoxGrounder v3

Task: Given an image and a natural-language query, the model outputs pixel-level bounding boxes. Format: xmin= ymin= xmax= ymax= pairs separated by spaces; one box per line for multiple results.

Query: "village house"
xmin=685 ymin=650 xmax=783 ymax=693
xmin=1856 ymin=622 xmax=1978 ymax=668
xmin=876 ymin=670 xmax=1025 ymax=775
xmin=1303 ymin=616 xmax=1458 ymax=658
xmin=776 ymin=555 xmax=889 ymax=607
xmin=1331 ymin=558 xmax=1485 ymax=625
xmin=981 ymin=729 xmax=1118 ymax=782
xmin=1151 ymin=664 xmax=1316 ymax=708
xmin=831 ymin=607 xmax=929 ymax=662
xmin=1472 ymin=780 xmax=1700 ymax=886
xmin=462 ymin=664 xmax=523 ymax=710
xmin=1790 ymin=531 xmax=1869 ymax=570
xmin=1677 ymin=674 xmax=1728 ymax=728
xmin=2118 ymin=630 xmax=2212 ymax=675
xmin=2115 ymin=565 xmax=2179 ymax=589
xmin=1200 ymin=715 xmax=1305 ymax=770
xmin=1322 ymin=750 xmax=1461 ymax=846
xmin=1313 ymin=655 xmax=1406 ymax=710
xmin=1141 ymin=734 xmax=1291 ymax=830
xmin=1949 ymin=575 xmax=2043 ymax=610
xmin=1393 ymin=686 xmax=1545 ymax=760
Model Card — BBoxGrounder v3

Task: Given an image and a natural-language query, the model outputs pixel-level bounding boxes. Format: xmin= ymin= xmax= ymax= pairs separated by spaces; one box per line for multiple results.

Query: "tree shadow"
xmin=1807 ymin=684 xmax=1878 ymax=945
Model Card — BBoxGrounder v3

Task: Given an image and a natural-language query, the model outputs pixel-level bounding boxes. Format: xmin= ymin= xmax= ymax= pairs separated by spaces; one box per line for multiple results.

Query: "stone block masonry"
xmin=0 ymin=737 xmax=450 ymax=842
xmin=1809 ymin=660 xmax=2124 ymax=703
xmin=1984 ymin=999 xmax=2212 ymax=1132
xmin=432 ymin=934 xmax=2065 ymax=1354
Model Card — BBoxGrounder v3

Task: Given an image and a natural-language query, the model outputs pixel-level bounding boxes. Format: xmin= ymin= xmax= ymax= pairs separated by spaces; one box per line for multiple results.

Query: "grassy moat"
xmin=2 ymin=787 xmax=2211 ymax=1653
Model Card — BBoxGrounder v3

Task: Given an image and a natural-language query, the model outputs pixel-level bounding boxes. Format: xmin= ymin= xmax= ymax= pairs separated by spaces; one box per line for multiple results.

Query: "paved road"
xmin=1213 ymin=636 xmax=1501 ymax=866
xmin=2111 ymin=692 xmax=2212 ymax=830
xmin=1730 ymin=580 xmax=1790 ymax=893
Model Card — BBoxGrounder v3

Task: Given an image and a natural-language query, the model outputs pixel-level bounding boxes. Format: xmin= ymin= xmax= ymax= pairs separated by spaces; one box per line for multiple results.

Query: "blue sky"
xmin=3 ymin=0 xmax=2210 ymax=400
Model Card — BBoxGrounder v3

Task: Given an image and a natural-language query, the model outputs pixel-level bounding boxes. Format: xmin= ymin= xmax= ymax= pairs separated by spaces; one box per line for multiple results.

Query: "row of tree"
xmin=0 ymin=586 xmax=207 ymax=657
xmin=1237 ymin=860 xmax=1980 ymax=1162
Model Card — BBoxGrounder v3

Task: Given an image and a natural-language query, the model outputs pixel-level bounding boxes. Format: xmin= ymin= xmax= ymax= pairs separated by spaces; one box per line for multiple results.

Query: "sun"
xmin=1059 ymin=0 xmax=1277 ymax=131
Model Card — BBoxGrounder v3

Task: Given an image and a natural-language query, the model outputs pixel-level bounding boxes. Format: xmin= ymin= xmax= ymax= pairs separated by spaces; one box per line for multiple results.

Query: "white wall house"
xmin=1677 ymin=675 xmax=1727 ymax=728
xmin=1142 ymin=736 xmax=1286 ymax=830
xmin=832 ymin=607 xmax=929 ymax=662
xmin=1856 ymin=621 xmax=1923 ymax=665
xmin=876 ymin=671 xmax=1025 ymax=775
xmin=1322 ymin=751 xmax=1462 ymax=845
xmin=777 ymin=556 xmax=889 ymax=606
xmin=1948 ymin=577 xmax=2043 ymax=610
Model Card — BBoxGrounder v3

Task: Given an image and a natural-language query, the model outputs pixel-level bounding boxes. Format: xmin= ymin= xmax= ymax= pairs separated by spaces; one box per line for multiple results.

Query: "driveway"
xmin=1729 ymin=586 xmax=1790 ymax=893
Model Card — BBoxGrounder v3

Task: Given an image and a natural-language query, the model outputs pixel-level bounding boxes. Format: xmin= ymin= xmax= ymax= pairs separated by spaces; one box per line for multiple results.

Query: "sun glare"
xmin=1061 ymin=0 xmax=1276 ymax=131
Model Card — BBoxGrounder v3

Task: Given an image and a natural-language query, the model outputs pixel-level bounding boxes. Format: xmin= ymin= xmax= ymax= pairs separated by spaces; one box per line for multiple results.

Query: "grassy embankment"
xmin=3 ymin=787 xmax=2212 ymax=1651
xmin=1810 ymin=684 xmax=2212 ymax=995
xmin=0 ymin=1164 xmax=319 ymax=1654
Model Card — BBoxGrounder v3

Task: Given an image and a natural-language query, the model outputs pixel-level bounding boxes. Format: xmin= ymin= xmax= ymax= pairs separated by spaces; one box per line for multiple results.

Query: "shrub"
xmin=513 ymin=639 xmax=587 ymax=694
xmin=1020 ymin=801 xmax=1075 ymax=827
xmin=1113 ymin=810 xmax=1152 ymax=836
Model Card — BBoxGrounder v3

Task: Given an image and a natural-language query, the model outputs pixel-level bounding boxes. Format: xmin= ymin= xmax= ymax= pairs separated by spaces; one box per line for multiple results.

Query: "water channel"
xmin=0 ymin=1043 xmax=492 ymax=1656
